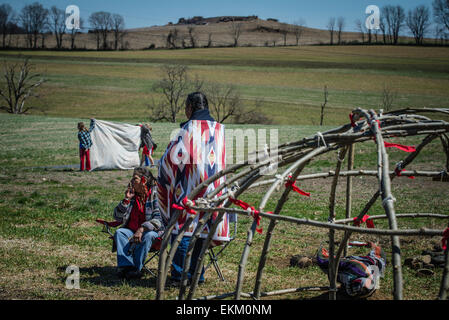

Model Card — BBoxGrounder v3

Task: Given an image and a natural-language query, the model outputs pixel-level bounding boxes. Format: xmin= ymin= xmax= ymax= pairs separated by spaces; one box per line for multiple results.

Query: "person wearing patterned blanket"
xmin=157 ymin=92 xmax=229 ymax=285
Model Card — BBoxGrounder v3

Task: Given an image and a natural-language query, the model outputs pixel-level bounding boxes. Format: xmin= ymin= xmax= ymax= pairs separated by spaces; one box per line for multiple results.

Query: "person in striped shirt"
xmin=77 ymin=119 xmax=95 ymax=171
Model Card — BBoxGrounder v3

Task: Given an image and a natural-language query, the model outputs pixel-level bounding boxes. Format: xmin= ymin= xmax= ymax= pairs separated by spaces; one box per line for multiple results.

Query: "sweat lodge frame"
xmin=154 ymin=107 xmax=449 ymax=300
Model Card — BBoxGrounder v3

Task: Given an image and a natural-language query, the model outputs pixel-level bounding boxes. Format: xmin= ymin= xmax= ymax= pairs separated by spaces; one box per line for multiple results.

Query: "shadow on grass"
xmin=57 ymin=265 xmax=158 ymax=289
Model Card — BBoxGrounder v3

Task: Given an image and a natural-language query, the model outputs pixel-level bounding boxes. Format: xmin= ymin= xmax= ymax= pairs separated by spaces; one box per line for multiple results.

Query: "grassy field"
xmin=0 ymin=45 xmax=448 ymax=300
xmin=0 ymin=112 xmax=448 ymax=300
xmin=0 ymin=45 xmax=449 ymax=125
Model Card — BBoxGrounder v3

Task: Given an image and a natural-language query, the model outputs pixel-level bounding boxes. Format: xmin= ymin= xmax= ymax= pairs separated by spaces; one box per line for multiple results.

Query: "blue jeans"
xmin=144 ymin=155 xmax=150 ymax=166
xmin=171 ymin=235 xmax=205 ymax=282
xmin=114 ymin=228 xmax=158 ymax=271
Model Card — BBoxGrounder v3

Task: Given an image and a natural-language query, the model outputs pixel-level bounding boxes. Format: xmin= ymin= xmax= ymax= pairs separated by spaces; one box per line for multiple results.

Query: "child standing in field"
xmin=139 ymin=123 xmax=156 ymax=167
xmin=77 ymin=119 xmax=95 ymax=171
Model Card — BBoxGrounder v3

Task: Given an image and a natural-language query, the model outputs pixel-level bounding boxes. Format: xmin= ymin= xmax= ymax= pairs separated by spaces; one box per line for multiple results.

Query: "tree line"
xmin=327 ymin=1 xmax=449 ymax=46
xmin=1 ymin=1 xmax=449 ymax=50
xmin=0 ymin=2 xmax=126 ymax=50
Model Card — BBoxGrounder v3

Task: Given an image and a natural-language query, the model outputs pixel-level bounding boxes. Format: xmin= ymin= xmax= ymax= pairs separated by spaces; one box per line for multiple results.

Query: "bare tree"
xmin=406 ymin=5 xmax=431 ymax=45
xmin=20 ymin=2 xmax=49 ymax=49
xmin=206 ymin=32 xmax=213 ymax=48
xmin=89 ymin=11 xmax=112 ymax=50
xmin=233 ymin=98 xmax=272 ymax=124
xmin=327 ymin=17 xmax=336 ymax=45
xmin=230 ymin=19 xmax=243 ymax=47
xmin=434 ymin=24 xmax=446 ymax=44
xmin=49 ymin=6 xmax=65 ymax=49
xmin=320 ymin=85 xmax=328 ymax=126
xmin=337 ymin=16 xmax=345 ymax=44
xmin=0 ymin=4 xmax=15 ymax=48
xmin=382 ymin=5 xmax=405 ymax=44
xmin=204 ymin=83 xmax=241 ymax=123
xmin=292 ymin=19 xmax=306 ymax=46
xmin=111 ymin=14 xmax=125 ymax=50
xmin=379 ymin=16 xmax=387 ymax=44
xmin=69 ymin=17 xmax=83 ymax=49
xmin=373 ymin=28 xmax=379 ymax=43
xmin=40 ymin=16 xmax=49 ymax=49
xmin=0 ymin=58 xmax=45 ymax=114
xmin=149 ymin=64 xmax=200 ymax=122
xmin=380 ymin=84 xmax=397 ymax=112
xmin=355 ymin=19 xmax=365 ymax=43
xmin=433 ymin=0 xmax=449 ymax=33
xmin=188 ymin=25 xmax=197 ymax=48
xmin=280 ymin=27 xmax=288 ymax=46
xmin=166 ymin=27 xmax=179 ymax=49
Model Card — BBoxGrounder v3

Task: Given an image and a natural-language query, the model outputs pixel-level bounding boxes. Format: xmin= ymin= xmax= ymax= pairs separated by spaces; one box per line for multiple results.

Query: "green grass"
xmin=0 ymin=112 xmax=448 ymax=300
xmin=1 ymin=45 xmax=449 ymax=124
xmin=0 ymin=45 xmax=449 ymax=300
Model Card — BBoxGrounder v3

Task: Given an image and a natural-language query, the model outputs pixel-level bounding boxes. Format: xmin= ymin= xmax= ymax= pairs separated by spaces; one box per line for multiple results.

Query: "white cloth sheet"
xmin=90 ymin=119 xmax=141 ymax=170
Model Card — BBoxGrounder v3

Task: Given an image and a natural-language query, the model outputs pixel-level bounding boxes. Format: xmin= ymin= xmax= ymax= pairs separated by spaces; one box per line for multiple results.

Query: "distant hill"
xmin=7 ymin=16 xmax=418 ymax=50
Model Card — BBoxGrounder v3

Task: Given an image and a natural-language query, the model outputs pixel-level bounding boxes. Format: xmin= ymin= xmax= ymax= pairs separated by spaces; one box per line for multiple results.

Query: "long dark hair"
xmin=77 ymin=122 xmax=87 ymax=132
xmin=186 ymin=92 xmax=209 ymax=113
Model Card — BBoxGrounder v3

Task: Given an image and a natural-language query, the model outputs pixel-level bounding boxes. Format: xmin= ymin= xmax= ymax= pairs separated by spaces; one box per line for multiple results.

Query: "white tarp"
xmin=90 ymin=119 xmax=141 ymax=171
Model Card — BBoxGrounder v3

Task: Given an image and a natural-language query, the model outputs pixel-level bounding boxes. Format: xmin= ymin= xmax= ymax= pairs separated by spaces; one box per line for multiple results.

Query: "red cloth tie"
xmin=384 ymin=142 xmax=416 ymax=153
xmin=394 ymin=168 xmax=415 ymax=179
xmin=353 ymin=215 xmax=375 ymax=228
xmin=285 ymin=176 xmax=311 ymax=197
xmin=371 ymin=119 xmax=416 ymax=152
xmin=349 ymin=113 xmax=356 ymax=128
xmin=442 ymin=227 xmax=449 ymax=251
xmin=172 ymin=196 xmax=197 ymax=215
xmin=229 ymin=197 xmax=272 ymax=234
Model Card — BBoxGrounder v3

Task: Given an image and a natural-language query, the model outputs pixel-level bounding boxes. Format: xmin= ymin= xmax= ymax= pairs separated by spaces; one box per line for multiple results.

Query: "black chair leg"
xmin=208 ymin=249 xmax=225 ymax=281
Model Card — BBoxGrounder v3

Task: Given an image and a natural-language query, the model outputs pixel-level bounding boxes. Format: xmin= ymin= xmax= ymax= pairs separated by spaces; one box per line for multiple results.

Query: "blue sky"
xmin=7 ymin=0 xmax=435 ymax=32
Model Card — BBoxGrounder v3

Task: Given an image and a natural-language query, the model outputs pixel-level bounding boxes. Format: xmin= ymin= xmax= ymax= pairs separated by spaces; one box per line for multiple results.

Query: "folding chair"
xmin=204 ymin=213 xmax=238 ymax=282
xmin=95 ymin=218 xmax=162 ymax=277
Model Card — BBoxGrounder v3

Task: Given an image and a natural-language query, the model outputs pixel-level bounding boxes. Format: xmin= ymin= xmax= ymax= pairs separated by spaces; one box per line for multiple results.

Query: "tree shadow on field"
xmin=57 ymin=265 xmax=158 ymax=289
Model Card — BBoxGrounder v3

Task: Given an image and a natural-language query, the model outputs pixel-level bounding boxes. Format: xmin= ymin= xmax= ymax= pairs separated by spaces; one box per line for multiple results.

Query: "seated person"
xmin=113 ymin=167 xmax=165 ymax=279
xmin=316 ymin=241 xmax=386 ymax=298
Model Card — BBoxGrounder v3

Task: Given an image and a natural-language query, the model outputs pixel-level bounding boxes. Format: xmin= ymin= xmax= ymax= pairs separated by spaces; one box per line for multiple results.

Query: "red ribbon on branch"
xmin=370 ymin=119 xmax=416 ymax=153
xmin=353 ymin=215 xmax=375 ymax=229
xmin=228 ymin=197 xmax=272 ymax=234
xmin=442 ymin=227 xmax=449 ymax=251
xmin=171 ymin=196 xmax=197 ymax=215
xmin=384 ymin=142 xmax=416 ymax=153
xmin=285 ymin=176 xmax=311 ymax=197
xmin=394 ymin=168 xmax=415 ymax=179
xmin=349 ymin=113 xmax=356 ymax=128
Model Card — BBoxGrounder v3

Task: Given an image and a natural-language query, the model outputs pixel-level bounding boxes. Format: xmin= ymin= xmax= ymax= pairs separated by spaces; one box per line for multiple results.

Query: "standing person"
xmin=139 ymin=123 xmax=156 ymax=167
xmin=157 ymin=92 xmax=229 ymax=285
xmin=77 ymin=119 xmax=95 ymax=171
xmin=113 ymin=167 xmax=166 ymax=279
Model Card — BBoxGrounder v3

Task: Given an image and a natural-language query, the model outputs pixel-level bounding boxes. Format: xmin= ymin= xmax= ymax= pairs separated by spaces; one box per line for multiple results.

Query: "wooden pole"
xmin=327 ymin=147 xmax=348 ymax=300
xmin=252 ymin=146 xmax=329 ymax=299
xmin=438 ymin=223 xmax=449 ymax=300
xmin=187 ymin=171 xmax=262 ymax=300
xmin=156 ymin=210 xmax=181 ymax=300
xmin=343 ymin=144 xmax=354 ymax=258
xmin=371 ymin=111 xmax=403 ymax=300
